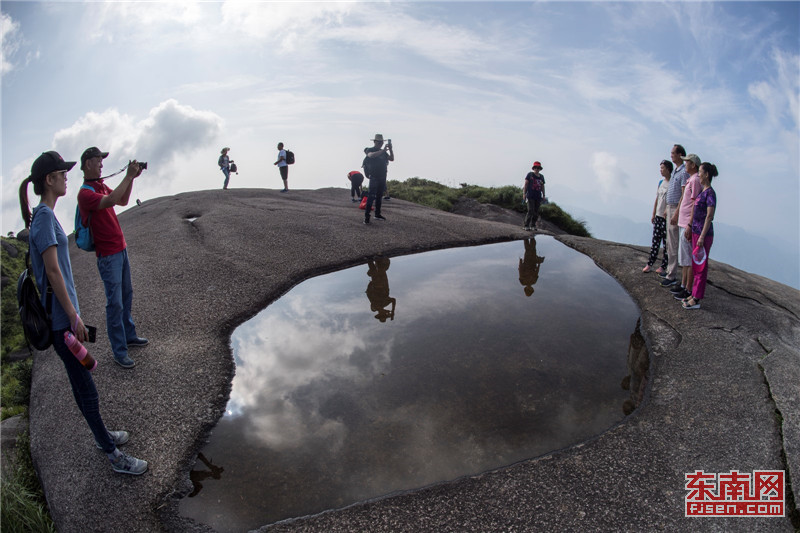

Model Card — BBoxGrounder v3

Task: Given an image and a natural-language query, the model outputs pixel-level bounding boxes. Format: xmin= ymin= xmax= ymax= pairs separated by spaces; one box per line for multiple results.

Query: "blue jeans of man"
xmin=53 ymin=328 xmax=115 ymax=453
xmin=97 ymin=249 xmax=138 ymax=363
xmin=365 ymin=175 xmax=386 ymax=219
xmin=222 ymin=167 xmax=230 ymax=189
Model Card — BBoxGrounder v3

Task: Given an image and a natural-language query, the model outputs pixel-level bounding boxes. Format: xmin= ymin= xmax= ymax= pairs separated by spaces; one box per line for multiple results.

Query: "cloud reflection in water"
xmin=180 ymin=237 xmax=641 ymax=532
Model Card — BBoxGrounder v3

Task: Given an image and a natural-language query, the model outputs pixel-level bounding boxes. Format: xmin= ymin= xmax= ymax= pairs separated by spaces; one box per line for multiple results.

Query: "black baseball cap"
xmin=30 ymin=151 xmax=76 ymax=182
xmin=80 ymin=146 xmax=109 ymax=169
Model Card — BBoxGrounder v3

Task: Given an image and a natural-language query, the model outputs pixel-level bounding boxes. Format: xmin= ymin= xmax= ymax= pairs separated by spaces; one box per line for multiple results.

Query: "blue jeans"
xmin=97 ymin=249 xmax=138 ymax=362
xmin=221 ymin=167 xmax=230 ymax=188
xmin=52 ymin=328 xmax=115 ymax=453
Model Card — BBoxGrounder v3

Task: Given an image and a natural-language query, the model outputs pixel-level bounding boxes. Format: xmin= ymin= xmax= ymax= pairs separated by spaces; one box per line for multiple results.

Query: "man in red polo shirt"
xmin=77 ymin=147 xmax=147 ymax=369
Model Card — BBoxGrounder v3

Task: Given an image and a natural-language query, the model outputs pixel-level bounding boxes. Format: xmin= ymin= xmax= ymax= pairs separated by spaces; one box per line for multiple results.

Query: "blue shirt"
xmin=666 ymin=163 xmax=689 ymax=206
xmin=29 ymin=204 xmax=80 ymax=330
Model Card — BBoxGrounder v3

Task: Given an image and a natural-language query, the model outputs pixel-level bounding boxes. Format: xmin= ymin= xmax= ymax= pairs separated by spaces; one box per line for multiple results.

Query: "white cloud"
xmin=1 ymin=12 xmax=21 ymax=74
xmin=2 ymin=100 xmax=223 ymax=235
xmin=591 ymin=152 xmax=628 ymax=198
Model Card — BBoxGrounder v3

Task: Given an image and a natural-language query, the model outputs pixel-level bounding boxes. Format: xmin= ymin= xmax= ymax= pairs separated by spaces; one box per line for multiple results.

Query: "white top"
xmin=655 ymin=178 xmax=669 ymax=218
xmin=277 ymin=149 xmax=288 ymax=168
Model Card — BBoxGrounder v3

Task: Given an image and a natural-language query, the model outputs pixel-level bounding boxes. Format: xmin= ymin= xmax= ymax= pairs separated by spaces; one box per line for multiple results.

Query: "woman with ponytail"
xmin=20 ymin=151 xmax=148 ymax=475
xmin=682 ymin=162 xmax=718 ymax=310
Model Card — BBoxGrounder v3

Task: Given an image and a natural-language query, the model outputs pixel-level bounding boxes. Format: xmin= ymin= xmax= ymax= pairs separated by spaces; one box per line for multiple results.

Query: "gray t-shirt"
xmin=30 ymin=204 xmax=80 ymax=331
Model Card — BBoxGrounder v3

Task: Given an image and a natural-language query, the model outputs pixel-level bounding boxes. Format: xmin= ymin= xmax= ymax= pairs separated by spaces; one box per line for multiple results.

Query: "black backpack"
xmin=362 ymin=155 xmax=375 ymax=178
xmin=285 ymin=150 xmax=295 ymax=165
xmin=17 ymin=211 xmax=53 ymax=351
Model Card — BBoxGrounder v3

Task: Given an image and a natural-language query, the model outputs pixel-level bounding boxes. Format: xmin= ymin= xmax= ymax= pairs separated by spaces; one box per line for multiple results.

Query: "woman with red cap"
xmin=523 ymin=161 xmax=546 ymax=230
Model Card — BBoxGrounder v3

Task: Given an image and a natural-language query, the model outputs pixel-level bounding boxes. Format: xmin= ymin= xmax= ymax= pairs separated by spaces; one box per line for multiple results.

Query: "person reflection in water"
xmin=518 ymin=238 xmax=545 ymax=297
xmin=366 ymin=257 xmax=396 ymax=322
xmin=188 ymin=452 xmax=225 ymax=497
xmin=621 ymin=320 xmax=649 ymax=416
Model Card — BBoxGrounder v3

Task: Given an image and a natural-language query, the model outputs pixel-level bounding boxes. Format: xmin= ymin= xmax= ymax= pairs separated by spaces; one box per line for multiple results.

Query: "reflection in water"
xmin=179 ymin=237 xmax=641 ymax=532
xmin=188 ymin=453 xmax=225 ymax=498
xmin=621 ymin=319 xmax=649 ymax=416
xmin=518 ymin=237 xmax=546 ymax=297
xmin=366 ymin=257 xmax=396 ymax=322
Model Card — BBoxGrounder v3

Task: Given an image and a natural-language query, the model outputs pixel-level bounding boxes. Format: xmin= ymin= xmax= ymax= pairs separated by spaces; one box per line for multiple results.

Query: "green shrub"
xmin=2 ymin=359 xmax=32 ymax=421
xmin=386 ymin=178 xmax=592 ymax=237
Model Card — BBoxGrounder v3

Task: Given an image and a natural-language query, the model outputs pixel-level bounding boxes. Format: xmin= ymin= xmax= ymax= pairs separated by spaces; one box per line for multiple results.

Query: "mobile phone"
xmin=87 ymin=325 xmax=97 ymax=343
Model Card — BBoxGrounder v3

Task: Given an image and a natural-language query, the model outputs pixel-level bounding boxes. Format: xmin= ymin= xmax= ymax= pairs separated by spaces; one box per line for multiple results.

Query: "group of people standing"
xmin=19 ymin=147 xmax=150 ymax=475
xmin=643 ymin=144 xmax=718 ymax=310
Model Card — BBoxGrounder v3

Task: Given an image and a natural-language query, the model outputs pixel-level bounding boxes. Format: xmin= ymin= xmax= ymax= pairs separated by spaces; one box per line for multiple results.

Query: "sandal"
xmin=682 ymin=297 xmax=701 ymax=310
xmin=642 ymin=265 xmax=652 ymax=273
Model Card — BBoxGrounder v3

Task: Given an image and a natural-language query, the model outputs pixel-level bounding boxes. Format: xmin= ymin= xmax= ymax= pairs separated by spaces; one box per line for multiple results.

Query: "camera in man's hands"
xmin=138 ymin=162 xmax=148 ymax=170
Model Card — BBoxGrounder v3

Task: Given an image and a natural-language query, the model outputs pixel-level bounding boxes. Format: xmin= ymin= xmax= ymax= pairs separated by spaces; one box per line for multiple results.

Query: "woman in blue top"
xmin=19 ymin=151 xmax=148 ymax=475
xmin=218 ymin=147 xmax=231 ymax=190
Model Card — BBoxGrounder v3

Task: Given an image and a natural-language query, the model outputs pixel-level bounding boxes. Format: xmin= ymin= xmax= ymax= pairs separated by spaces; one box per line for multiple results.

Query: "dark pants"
xmin=350 ymin=177 xmax=363 ymax=198
xmin=647 ymin=216 xmax=668 ymax=269
xmin=365 ymin=176 xmax=386 ymax=219
xmin=52 ymin=328 xmax=115 ymax=453
xmin=524 ymin=196 xmax=542 ymax=228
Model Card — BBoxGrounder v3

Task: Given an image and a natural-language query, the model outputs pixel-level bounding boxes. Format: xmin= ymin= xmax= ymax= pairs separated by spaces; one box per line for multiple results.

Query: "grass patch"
xmin=385 ymin=177 xmax=592 ymax=237
xmin=1 ymin=428 xmax=55 ymax=533
xmin=1 ymin=236 xmax=53 ymax=531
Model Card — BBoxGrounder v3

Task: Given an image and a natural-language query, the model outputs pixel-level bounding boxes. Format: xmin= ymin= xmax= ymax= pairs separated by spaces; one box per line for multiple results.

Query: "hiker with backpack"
xmin=219 ymin=147 xmax=232 ymax=190
xmin=274 ymin=142 xmax=290 ymax=192
xmin=362 ymin=134 xmax=394 ymax=224
xmin=18 ymin=151 xmax=148 ymax=475
xmin=76 ymin=147 xmax=148 ymax=369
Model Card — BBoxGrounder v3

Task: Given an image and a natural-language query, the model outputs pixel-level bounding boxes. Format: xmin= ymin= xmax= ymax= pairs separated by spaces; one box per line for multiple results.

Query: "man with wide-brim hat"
xmin=362 ymin=134 xmax=394 ymax=224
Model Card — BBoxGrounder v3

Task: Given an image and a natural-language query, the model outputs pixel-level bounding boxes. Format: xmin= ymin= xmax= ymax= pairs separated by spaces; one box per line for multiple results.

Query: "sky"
xmin=2 ymin=1 xmax=799 ymax=286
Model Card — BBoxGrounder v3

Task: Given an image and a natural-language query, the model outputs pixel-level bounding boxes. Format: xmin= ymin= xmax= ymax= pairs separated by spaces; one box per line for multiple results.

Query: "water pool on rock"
xmin=179 ymin=237 xmax=644 ymax=531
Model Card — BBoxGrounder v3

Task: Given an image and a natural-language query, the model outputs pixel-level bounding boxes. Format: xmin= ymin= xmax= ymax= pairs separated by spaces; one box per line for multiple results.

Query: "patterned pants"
xmin=647 ymin=216 xmax=668 ymax=269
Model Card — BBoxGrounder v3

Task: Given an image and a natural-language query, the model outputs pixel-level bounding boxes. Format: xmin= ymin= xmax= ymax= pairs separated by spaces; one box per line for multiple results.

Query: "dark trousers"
xmin=524 ymin=196 xmax=542 ymax=227
xmin=647 ymin=216 xmax=668 ymax=269
xmin=365 ymin=176 xmax=386 ymax=218
xmin=52 ymin=328 xmax=115 ymax=453
xmin=351 ymin=177 xmax=363 ymax=198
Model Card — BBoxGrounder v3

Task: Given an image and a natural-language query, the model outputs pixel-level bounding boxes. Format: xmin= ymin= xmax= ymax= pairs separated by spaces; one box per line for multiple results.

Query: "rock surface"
xmin=27 ymin=188 xmax=799 ymax=532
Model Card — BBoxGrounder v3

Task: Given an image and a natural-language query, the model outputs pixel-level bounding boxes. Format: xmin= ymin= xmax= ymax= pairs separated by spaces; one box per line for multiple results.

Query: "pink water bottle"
xmin=64 ymin=331 xmax=97 ymax=371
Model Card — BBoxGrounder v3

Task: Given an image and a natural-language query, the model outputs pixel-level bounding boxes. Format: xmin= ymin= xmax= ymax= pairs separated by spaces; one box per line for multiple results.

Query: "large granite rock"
xmin=26 ymin=188 xmax=799 ymax=532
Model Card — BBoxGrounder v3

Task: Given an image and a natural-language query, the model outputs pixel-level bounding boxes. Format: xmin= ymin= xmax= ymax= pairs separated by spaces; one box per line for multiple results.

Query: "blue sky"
xmin=2 ymin=1 xmax=798 ymax=285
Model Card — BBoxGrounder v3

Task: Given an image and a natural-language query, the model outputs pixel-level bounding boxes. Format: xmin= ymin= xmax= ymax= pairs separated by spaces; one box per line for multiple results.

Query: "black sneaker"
xmin=673 ymin=289 xmax=691 ymax=300
xmin=660 ymin=278 xmax=677 ymax=287
xmin=670 ymin=284 xmax=685 ymax=294
xmin=374 ymin=214 xmax=386 ymax=221
xmin=364 ymin=217 xmax=370 ymax=224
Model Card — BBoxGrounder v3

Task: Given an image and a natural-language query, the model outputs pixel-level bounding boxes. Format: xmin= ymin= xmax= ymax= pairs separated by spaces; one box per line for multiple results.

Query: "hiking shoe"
xmin=110 ymin=452 xmax=148 ymax=475
xmin=127 ymin=337 xmax=149 ymax=347
xmin=658 ymin=270 xmax=668 ymax=278
xmin=351 ymin=198 xmax=358 ymax=203
xmin=374 ymin=214 xmax=386 ymax=221
xmin=660 ymin=278 xmax=677 ymax=287
xmin=97 ymin=431 xmax=130 ymax=449
xmin=670 ymin=284 xmax=685 ymax=294
xmin=383 ymin=196 xmax=391 ymax=200
xmin=673 ymin=289 xmax=691 ymax=300
xmin=114 ymin=355 xmax=136 ymax=369
xmin=364 ymin=217 xmax=370 ymax=224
